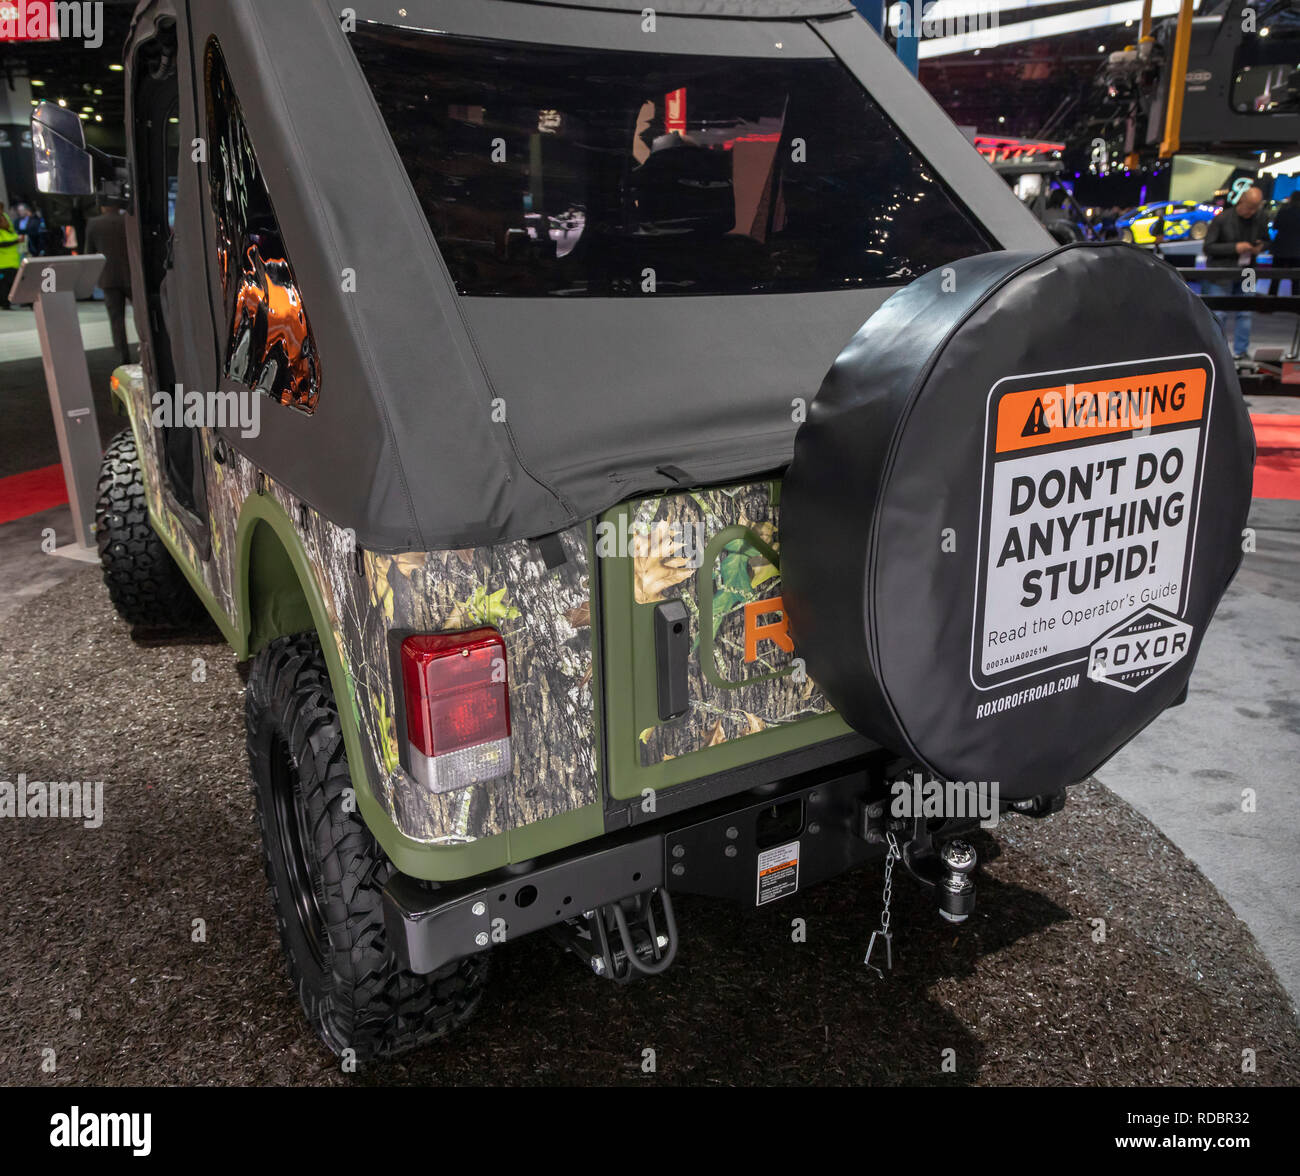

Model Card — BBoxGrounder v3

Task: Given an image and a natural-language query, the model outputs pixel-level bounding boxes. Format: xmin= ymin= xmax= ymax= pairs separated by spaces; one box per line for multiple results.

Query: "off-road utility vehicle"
xmin=34 ymin=0 xmax=1253 ymax=1059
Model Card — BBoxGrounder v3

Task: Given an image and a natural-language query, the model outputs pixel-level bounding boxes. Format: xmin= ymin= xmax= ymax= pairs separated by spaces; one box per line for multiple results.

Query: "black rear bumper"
xmin=384 ymin=757 xmax=888 ymax=975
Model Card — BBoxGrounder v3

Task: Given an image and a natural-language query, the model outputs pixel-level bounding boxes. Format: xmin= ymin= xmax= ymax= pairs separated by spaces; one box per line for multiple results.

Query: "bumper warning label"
xmin=971 ymin=355 xmax=1212 ymax=691
xmin=756 ymin=841 xmax=800 ymax=906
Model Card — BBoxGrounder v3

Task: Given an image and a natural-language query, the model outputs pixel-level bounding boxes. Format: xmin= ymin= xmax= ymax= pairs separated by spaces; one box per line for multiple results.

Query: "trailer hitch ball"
xmin=938 ymin=840 xmax=977 ymax=923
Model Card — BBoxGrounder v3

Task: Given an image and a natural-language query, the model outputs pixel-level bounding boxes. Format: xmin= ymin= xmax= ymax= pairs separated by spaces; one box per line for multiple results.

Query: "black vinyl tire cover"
xmin=781 ymin=243 xmax=1255 ymax=799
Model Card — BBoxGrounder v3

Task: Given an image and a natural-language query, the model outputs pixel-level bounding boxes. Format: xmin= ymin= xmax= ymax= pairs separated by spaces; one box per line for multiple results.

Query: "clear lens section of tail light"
xmin=400 ymin=628 xmax=511 ymax=794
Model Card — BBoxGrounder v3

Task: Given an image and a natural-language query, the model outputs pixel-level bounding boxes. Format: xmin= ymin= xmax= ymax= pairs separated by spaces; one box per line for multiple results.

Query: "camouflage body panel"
xmin=113 ymin=368 xmax=220 ymax=599
xmin=113 ymin=367 xmax=597 ymax=844
xmin=623 ymin=485 xmax=835 ymax=766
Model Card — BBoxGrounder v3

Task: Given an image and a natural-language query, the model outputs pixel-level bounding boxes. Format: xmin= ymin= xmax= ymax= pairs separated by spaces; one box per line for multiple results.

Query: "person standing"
xmin=0 ymin=202 xmax=22 ymax=311
xmin=1203 ymin=185 xmax=1270 ymax=358
xmin=17 ymin=202 xmax=47 ymax=259
xmin=11 ymin=203 xmax=32 ymax=239
xmin=1271 ymin=191 xmax=1300 ymax=297
xmin=84 ymin=204 xmax=134 ymax=366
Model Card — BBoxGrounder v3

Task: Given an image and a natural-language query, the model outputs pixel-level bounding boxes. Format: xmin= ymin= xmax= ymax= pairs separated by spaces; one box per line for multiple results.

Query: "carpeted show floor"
xmin=1253 ymin=414 xmax=1300 ymax=501
xmin=0 ymin=344 xmax=122 ymax=482
xmin=0 ymin=571 xmax=1297 ymax=1087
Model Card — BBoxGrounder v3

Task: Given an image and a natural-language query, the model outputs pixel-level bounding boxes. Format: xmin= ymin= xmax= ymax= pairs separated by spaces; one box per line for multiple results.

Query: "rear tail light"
xmin=400 ymin=628 xmax=511 ymax=794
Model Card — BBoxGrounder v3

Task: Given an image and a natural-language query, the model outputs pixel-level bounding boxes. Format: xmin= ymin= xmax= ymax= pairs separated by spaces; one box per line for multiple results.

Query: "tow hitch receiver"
xmin=863 ymin=826 xmax=978 ymax=976
xmin=902 ymin=825 xmax=978 ymax=924
xmin=932 ymin=841 xmax=978 ymax=923
xmin=550 ymin=890 xmax=678 ymax=983
xmin=860 ymin=804 xmax=979 ymax=924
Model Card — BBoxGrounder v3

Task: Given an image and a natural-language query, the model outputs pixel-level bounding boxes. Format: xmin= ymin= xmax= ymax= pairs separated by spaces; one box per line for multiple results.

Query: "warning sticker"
xmin=756 ymin=840 xmax=800 ymax=906
xmin=971 ymin=355 xmax=1213 ymax=690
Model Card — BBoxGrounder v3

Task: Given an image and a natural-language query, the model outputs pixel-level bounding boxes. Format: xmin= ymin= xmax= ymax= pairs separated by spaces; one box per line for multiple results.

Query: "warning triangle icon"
xmin=1022 ymin=398 xmax=1052 ymax=437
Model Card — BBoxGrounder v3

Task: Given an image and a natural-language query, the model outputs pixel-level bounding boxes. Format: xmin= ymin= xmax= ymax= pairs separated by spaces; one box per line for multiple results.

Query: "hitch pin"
xmin=863 ymin=929 xmax=892 ymax=979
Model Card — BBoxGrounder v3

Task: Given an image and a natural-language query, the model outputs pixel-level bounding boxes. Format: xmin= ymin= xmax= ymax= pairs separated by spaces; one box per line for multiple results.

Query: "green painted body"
xmin=600 ymin=501 xmax=852 ymax=801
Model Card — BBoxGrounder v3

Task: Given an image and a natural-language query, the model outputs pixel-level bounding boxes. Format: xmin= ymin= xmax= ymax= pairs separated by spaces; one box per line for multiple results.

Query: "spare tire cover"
xmin=782 ymin=243 xmax=1254 ymax=799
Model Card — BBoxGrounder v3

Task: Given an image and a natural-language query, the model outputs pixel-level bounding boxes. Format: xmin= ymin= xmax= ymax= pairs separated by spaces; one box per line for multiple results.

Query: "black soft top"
xmin=520 ymin=1 xmax=854 ymax=13
xmin=126 ymin=0 xmax=1047 ymax=552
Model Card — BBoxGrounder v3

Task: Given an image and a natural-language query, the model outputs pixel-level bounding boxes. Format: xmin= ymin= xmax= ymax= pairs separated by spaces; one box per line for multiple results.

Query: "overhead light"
xmin=57 ymin=98 xmax=67 ymax=108
xmin=93 ymin=88 xmax=102 ymax=96
xmin=109 ymin=63 xmax=124 ymax=72
xmin=1260 ymin=26 xmax=1269 ymax=36
xmin=920 ymin=0 xmax=1205 ymax=60
xmin=78 ymin=113 xmax=88 ymax=121
xmin=1098 ymin=44 xmax=1106 ymax=51
xmin=168 ymin=117 xmax=179 ymax=124
xmin=81 ymin=106 xmax=94 ymax=113
xmin=31 ymin=79 xmax=44 ymax=87
xmin=907 ymin=0 xmax=1202 ymax=18
xmin=998 ymin=115 xmax=1006 ymax=123
xmin=95 ymin=115 xmax=103 ymax=123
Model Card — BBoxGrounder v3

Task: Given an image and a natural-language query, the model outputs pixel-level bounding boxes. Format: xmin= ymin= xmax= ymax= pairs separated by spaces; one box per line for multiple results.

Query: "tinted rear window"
xmin=351 ymin=26 xmax=993 ymax=297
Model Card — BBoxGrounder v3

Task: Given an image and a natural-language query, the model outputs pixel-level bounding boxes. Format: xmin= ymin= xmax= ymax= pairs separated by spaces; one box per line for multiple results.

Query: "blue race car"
xmin=1116 ymin=200 xmax=1219 ymax=244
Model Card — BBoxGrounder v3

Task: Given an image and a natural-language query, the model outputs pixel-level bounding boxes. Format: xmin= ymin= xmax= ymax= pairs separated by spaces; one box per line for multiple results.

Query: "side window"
xmin=133 ymin=21 xmax=204 ymax=518
xmin=205 ymin=40 xmax=321 ymax=413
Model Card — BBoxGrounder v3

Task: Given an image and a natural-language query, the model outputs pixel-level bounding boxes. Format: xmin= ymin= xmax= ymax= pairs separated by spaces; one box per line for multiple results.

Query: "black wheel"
xmin=94 ymin=429 xmax=204 ymax=628
xmin=246 ymin=633 xmax=488 ymax=1060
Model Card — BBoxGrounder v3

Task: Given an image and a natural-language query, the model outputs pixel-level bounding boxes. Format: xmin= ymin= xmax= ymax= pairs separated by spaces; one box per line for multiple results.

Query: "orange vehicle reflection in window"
xmin=206 ymin=39 xmax=321 ymax=414
xmin=228 ymin=244 xmax=321 ymax=412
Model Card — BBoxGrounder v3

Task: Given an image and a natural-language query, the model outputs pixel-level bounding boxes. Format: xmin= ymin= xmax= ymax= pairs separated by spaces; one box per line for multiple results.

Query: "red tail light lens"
xmin=401 ymin=629 xmax=511 ymax=759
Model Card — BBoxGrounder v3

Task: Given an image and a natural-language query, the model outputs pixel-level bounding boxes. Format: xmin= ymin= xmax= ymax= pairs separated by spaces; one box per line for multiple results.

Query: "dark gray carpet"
xmin=1 ymin=571 xmax=1297 ymax=1086
xmin=0 ymin=343 xmax=122 ymax=479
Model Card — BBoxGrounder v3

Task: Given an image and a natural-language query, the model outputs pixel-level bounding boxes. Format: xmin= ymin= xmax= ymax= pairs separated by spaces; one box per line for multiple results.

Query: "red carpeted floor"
xmin=0 ymin=464 xmax=68 ymax=525
xmin=1252 ymin=414 xmax=1300 ymax=502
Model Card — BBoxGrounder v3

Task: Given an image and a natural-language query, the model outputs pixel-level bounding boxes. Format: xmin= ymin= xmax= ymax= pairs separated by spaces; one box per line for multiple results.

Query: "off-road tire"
xmin=95 ymin=429 xmax=204 ymax=628
xmin=247 ymin=633 xmax=488 ymax=1060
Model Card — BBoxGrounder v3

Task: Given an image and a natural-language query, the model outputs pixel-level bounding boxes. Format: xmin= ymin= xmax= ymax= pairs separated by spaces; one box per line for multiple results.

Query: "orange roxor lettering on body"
xmin=995 ymin=366 xmax=1207 ymax=455
xmin=744 ymin=597 xmax=794 ymax=663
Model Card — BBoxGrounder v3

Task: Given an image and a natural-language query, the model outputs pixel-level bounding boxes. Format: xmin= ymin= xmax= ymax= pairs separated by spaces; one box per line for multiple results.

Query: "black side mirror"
xmin=32 ymin=101 xmax=94 ymax=196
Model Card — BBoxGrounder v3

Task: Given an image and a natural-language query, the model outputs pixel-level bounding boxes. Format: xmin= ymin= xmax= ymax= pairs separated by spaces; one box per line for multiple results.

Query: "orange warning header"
xmin=995 ymin=367 xmax=1206 ymax=455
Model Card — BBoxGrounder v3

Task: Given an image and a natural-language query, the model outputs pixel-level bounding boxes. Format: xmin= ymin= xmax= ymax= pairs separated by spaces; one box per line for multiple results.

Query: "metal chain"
xmin=880 ymin=832 xmax=899 ymax=935
xmin=864 ymin=832 xmax=901 ymax=977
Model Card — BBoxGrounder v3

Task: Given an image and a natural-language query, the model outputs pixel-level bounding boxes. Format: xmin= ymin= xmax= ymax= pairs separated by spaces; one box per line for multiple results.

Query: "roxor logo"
xmin=1088 ymin=607 xmax=1192 ymax=692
